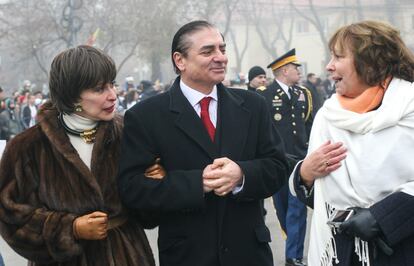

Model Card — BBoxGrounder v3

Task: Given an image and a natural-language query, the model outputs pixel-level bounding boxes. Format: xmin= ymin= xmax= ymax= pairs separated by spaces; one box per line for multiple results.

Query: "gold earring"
xmin=74 ymin=104 xmax=83 ymax=112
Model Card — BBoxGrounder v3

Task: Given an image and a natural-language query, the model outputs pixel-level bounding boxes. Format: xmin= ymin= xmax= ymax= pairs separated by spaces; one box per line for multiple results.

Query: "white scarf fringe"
xmin=354 ymin=238 xmax=370 ymax=266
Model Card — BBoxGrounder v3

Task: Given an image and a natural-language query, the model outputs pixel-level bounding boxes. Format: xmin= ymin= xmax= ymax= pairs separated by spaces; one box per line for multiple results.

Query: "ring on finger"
xmin=325 ymin=161 xmax=330 ymax=167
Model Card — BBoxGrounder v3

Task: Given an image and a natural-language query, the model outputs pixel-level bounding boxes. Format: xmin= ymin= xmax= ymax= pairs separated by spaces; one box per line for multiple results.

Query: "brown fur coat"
xmin=0 ymin=103 xmax=155 ymax=266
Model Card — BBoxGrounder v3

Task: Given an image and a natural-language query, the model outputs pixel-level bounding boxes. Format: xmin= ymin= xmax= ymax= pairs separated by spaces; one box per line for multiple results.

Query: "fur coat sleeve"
xmin=0 ymin=127 xmax=82 ymax=263
xmin=0 ymin=104 xmax=155 ymax=266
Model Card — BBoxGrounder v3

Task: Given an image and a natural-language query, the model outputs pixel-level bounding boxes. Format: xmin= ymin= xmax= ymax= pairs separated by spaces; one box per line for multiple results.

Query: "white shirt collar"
xmin=275 ymin=79 xmax=290 ymax=95
xmin=180 ymin=79 xmax=218 ymax=107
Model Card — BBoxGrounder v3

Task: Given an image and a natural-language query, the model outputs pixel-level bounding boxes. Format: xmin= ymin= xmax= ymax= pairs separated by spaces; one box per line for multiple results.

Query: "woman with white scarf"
xmin=290 ymin=20 xmax=414 ymax=266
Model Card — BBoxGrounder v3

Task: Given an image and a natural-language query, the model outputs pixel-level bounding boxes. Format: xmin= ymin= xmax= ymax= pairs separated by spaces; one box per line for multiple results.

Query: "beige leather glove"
xmin=73 ymin=211 xmax=108 ymax=240
xmin=144 ymin=158 xmax=166 ymax=179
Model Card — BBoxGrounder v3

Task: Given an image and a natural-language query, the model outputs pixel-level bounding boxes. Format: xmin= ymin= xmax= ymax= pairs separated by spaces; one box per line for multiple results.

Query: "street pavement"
xmin=0 ymin=198 xmax=312 ymax=266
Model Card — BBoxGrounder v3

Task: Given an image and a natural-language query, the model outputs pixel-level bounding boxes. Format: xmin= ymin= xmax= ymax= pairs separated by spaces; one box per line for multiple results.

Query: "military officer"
xmin=257 ymin=48 xmax=313 ymax=266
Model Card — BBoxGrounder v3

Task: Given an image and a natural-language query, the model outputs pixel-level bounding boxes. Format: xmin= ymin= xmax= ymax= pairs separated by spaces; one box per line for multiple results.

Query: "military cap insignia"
xmin=267 ymin=48 xmax=301 ymax=71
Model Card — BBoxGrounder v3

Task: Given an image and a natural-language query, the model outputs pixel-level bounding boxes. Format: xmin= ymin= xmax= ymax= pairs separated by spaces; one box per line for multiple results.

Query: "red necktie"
xmin=199 ymin=97 xmax=215 ymax=141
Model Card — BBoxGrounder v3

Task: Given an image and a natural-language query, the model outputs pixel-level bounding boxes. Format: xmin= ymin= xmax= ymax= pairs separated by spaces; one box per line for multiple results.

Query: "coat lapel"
xmin=169 ymin=77 xmax=218 ymax=159
xmin=290 ymin=87 xmax=299 ymax=105
xmin=216 ymin=84 xmax=250 ymax=161
xmin=272 ymin=81 xmax=290 ymax=104
xmin=37 ymin=103 xmax=104 ymax=202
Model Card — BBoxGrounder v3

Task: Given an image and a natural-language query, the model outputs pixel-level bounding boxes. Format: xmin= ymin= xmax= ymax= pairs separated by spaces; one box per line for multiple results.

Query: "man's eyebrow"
xmin=199 ymin=44 xmax=215 ymax=50
xmin=199 ymin=43 xmax=226 ymax=50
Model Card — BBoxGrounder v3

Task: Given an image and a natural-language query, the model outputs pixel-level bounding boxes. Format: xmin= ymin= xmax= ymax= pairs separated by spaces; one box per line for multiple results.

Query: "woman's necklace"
xmin=58 ymin=113 xmax=98 ymax=144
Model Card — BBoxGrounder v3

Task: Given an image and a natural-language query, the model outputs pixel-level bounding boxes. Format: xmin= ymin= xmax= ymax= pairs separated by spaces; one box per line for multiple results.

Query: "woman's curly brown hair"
xmin=329 ymin=20 xmax=414 ymax=86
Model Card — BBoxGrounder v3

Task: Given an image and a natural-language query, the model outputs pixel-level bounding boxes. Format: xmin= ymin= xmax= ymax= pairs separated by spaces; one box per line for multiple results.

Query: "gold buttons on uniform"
xmin=293 ymin=130 xmax=297 ymax=135
xmin=292 ymin=114 xmax=295 ymax=118
xmin=292 ymin=122 xmax=296 ymax=126
xmin=274 ymin=113 xmax=282 ymax=121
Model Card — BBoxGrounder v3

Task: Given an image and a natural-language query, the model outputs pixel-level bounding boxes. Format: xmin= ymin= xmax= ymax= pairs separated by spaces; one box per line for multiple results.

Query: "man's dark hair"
xmin=0 ymin=86 xmax=3 ymax=93
xmin=307 ymin=73 xmax=315 ymax=80
xmin=49 ymin=45 xmax=116 ymax=113
xmin=171 ymin=20 xmax=217 ymax=74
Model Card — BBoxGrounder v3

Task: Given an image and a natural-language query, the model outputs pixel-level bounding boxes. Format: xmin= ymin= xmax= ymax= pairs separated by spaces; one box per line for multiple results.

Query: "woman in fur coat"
xmin=0 ymin=45 xmax=155 ymax=266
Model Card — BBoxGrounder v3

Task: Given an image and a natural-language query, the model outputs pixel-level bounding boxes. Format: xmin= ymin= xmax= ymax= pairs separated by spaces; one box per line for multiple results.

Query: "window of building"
xmin=412 ymin=15 xmax=414 ymax=29
xmin=300 ymin=62 xmax=308 ymax=77
xmin=320 ymin=18 xmax=329 ymax=33
xmin=297 ymin=20 xmax=309 ymax=33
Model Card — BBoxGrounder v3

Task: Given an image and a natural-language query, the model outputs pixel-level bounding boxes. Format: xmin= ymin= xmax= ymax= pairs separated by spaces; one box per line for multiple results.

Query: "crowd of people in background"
xmin=0 ymin=78 xmax=169 ymax=141
xmin=0 ymin=71 xmax=334 ymax=144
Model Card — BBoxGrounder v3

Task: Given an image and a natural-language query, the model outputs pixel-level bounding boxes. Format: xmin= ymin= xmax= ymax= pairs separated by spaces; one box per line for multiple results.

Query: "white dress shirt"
xmin=180 ymin=80 xmax=218 ymax=126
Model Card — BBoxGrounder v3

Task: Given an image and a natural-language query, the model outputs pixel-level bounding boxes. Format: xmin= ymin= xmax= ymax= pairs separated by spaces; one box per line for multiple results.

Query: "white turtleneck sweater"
xmin=62 ymin=113 xmax=98 ymax=170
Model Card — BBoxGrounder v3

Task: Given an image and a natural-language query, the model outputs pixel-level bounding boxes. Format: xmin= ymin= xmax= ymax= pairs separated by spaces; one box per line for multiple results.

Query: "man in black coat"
xmin=117 ymin=20 xmax=289 ymax=266
xmin=257 ymin=48 xmax=314 ymax=266
xmin=247 ymin=65 xmax=267 ymax=92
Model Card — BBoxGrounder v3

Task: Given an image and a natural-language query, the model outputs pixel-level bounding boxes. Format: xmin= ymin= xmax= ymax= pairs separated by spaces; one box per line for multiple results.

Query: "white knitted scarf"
xmin=305 ymin=78 xmax=414 ymax=266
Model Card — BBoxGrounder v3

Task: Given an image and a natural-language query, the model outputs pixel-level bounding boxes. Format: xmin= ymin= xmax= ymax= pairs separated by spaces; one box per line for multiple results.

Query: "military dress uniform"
xmin=257 ymin=49 xmax=314 ymax=266
xmin=258 ymin=82 xmax=313 ymax=159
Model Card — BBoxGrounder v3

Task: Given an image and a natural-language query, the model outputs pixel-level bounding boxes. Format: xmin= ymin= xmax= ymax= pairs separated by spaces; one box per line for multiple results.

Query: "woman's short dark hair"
xmin=171 ymin=20 xmax=216 ymax=74
xmin=329 ymin=20 xmax=414 ymax=85
xmin=49 ymin=45 xmax=116 ymax=113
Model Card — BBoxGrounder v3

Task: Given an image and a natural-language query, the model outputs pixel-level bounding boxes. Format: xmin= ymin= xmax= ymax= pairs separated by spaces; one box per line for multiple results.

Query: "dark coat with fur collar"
xmin=0 ymin=103 xmax=155 ymax=266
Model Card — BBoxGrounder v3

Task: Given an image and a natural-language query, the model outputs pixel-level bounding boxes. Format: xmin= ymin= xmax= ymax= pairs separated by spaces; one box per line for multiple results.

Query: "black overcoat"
xmin=118 ymin=77 xmax=290 ymax=266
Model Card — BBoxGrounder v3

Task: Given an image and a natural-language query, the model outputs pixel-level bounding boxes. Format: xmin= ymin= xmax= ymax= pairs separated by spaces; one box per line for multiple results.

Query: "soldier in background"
xmin=303 ymin=73 xmax=323 ymax=113
xmin=247 ymin=66 xmax=267 ymax=91
xmin=257 ymin=48 xmax=314 ymax=266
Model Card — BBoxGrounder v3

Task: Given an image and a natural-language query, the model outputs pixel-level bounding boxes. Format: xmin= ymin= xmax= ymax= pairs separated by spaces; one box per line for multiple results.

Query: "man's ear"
xmin=173 ymin=52 xmax=185 ymax=72
xmin=281 ymin=65 xmax=289 ymax=75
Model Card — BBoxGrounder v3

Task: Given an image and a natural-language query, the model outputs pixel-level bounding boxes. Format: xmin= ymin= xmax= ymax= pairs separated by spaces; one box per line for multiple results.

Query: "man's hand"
xmin=73 ymin=211 xmax=108 ymax=240
xmin=202 ymin=164 xmax=216 ymax=193
xmin=203 ymin=157 xmax=243 ymax=196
